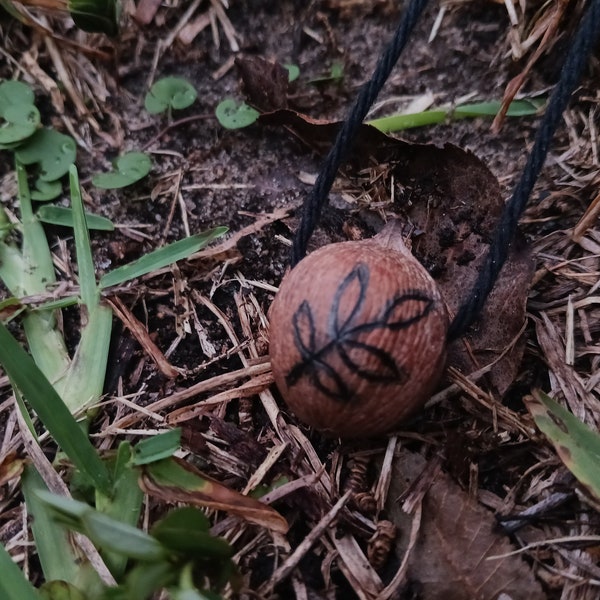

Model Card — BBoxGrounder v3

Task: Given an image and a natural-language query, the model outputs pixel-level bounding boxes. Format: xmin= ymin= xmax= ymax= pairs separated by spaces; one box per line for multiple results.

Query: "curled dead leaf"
xmin=139 ymin=456 xmax=289 ymax=534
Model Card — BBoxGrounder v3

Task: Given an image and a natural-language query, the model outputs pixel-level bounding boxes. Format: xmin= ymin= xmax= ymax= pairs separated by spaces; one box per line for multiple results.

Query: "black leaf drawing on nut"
xmin=286 ymin=263 xmax=433 ymax=402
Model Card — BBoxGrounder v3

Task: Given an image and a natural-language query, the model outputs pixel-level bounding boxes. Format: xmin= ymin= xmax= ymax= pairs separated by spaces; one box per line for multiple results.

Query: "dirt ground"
xmin=1 ymin=1 xmax=600 ymax=598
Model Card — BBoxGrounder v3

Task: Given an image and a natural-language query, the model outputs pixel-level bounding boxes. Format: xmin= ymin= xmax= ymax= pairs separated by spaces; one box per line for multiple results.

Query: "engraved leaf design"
xmin=338 ymin=339 xmax=406 ymax=383
xmin=311 ymin=361 xmax=353 ymax=401
xmin=285 ymin=263 xmax=432 ymax=403
xmin=381 ymin=291 xmax=433 ymax=329
xmin=292 ymin=300 xmax=316 ymax=357
xmin=330 ymin=264 xmax=368 ymax=335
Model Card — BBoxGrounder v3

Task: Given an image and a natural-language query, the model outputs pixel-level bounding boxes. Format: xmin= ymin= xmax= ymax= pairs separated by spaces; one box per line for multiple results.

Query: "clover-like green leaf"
xmin=284 ymin=64 xmax=300 ymax=83
xmin=215 ymin=99 xmax=259 ymax=130
xmin=0 ymin=80 xmax=34 ymax=114
xmin=309 ymin=61 xmax=345 ymax=85
xmin=0 ymin=103 xmax=40 ymax=145
xmin=144 ymin=77 xmax=197 ymax=114
xmin=31 ymin=178 xmax=62 ymax=201
xmin=91 ymin=151 xmax=152 ymax=189
xmin=15 ymin=129 xmax=76 ymax=181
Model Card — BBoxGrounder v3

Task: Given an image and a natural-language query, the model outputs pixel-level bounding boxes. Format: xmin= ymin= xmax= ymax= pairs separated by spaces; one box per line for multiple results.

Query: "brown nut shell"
xmin=269 ymin=224 xmax=448 ymax=438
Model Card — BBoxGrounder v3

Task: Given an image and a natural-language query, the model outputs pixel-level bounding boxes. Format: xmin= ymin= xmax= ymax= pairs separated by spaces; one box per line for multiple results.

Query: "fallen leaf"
xmin=387 ymin=144 xmax=535 ymax=394
xmin=140 ymin=457 xmax=289 ymax=534
xmin=525 ymin=390 xmax=600 ymax=502
xmin=387 ymin=450 xmax=546 ymax=600
xmin=235 ymin=56 xmax=290 ymax=112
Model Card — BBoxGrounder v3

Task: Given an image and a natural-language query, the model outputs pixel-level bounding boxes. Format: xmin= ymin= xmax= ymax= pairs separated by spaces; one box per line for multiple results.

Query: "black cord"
xmin=447 ymin=0 xmax=600 ymax=341
xmin=290 ymin=0 xmax=430 ymax=266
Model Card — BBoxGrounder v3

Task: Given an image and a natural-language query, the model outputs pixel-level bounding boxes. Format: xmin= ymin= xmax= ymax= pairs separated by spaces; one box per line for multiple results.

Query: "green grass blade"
xmin=69 ymin=165 xmax=98 ymax=309
xmin=526 ymin=390 xmax=600 ymax=500
xmin=31 ymin=296 xmax=80 ymax=312
xmin=3 ymin=162 xmax=72 ymax=382
xmin=95 ymin=443 xmax=144 ymax=577
xmin=367 ymin=98 xmax=545 ymax=133
xmin=22 ymin=466 xmax=80 ymax=583
xmin=0 ymin=322 xmax=111 ymax=495
xmin=37 ymin=491 xmax=166 ymax=561
xmin=367 ymin=109 xmax=448 ymax=132
xmin=100 ymin=227 xmax=227 ymax=289
xmin=16 ymin=161 xmax=56 ymax=293
xmin=0 ymin=239 xmax=27 ymax=294
xmin=453 ymin=99 xmax=543 ymax=117
xmin=37 ymin=205 xmax=115 ymax=231
xmin=133 ymin=429 xmax=181 ymax=465
xmin=22 ymin=313 xmax=71 ymax=387
xmin=0 ymin=242 xmax=69 ymax=381
xmin=54 ymin=304 xmax=113 ymax=414
xmin=0 ymin=0 xmax=27 ymax=22
xmin=22 ymin=466 xmax=105 ymax=596
xmin=0 ymin=543 xmax=40 ymax=600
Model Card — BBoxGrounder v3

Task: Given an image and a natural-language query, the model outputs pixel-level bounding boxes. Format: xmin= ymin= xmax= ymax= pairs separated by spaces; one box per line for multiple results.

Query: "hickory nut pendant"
xmin=268 ymin=220 xmax=449 ymax=438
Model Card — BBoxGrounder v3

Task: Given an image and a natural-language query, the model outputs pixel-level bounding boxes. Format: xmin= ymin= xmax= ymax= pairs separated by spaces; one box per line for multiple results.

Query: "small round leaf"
xmin=91 ymin=151 xmax=152 ymax=189
xmin=0 ymin=104 xmax=40 ymax=144
xmin=15 ymin=129 xmax=76 ymax=181
xmin=215 ymin=99 xmax=259 ymax=130
xmin=144 ymin=77 xmax=197 ymax=114
xmin=284 ymin=64 xmax=300 ymax=83
xmin=0 ymin=80 xmax=34 ymax=114
xmin=31 ymin=178 xmax=62 ymax=201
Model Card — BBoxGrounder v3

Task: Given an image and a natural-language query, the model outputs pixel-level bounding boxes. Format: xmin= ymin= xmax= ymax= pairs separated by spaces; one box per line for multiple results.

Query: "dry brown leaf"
xmin=140 ymin=456 xmax=289 ymax=534
xmin=235 ymin=55 xmax=290 ymax=113
xmin=0 ymin=451 xmax=25 ymax=486
xmin=447 ymin=235 xmax=534 ymax=394
xmin=388 ymin=450 xmax=546 ymax=600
